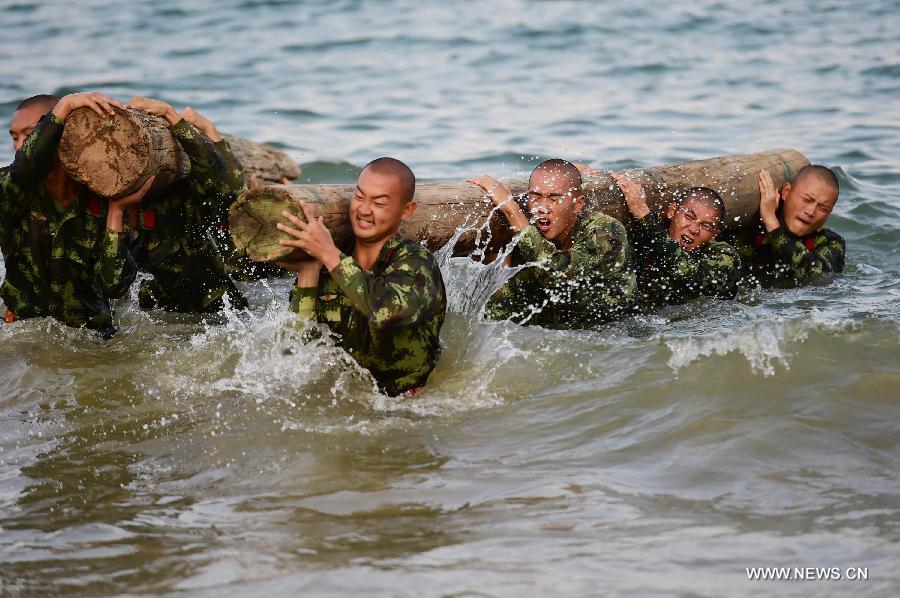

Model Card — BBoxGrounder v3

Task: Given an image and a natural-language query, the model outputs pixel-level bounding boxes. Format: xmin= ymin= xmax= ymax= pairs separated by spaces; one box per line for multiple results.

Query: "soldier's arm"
xmin=697 ymin=243 xmax=742 ymax=299
xmin=11 ymin=112 xmax=65 ymax=183
xmin=576 ymin=219 xmax=637 ymax=320
xmin=171 ymin=119 xmax=229 ymax=216
xmin=766 ymin=227 xmax=845 ymax=281
xmin=93 ymin=229 xmax=138 ymax=298
xmin=330 ymin=251 xmax=440 ymax=329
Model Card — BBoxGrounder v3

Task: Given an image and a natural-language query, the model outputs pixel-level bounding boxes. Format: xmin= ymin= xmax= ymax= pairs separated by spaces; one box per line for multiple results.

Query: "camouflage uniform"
xmin=485 ymin=213 xmax=637 ymax=328
xmin=630 ymin=214 xmax=741 ymax=309
xmin=129 ymin=120 xmax=248 ymax=312
xmin=724 ymin=222 xmax=845 ymax=286
xmin=289 ymin=234 xmax=447 ymax=396
xmin=0 ymin=113 xmax=136 ymax=336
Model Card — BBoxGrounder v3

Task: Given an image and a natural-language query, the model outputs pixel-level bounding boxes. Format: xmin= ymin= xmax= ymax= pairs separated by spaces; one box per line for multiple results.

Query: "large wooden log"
xmin=229 ymin=148 xmax=809 ymax=262
xmin=221 ymin=134 xmax=300 ymax=183
xmin=57 ymin=107 xmax=300 ymax=198
xmin=58 ymin=107 xmax=189 ymax=198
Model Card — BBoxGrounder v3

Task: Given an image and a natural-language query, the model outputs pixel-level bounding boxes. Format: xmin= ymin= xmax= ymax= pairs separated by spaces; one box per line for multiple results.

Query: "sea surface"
xmin=1 ymin=1 xmax=899 ymax=596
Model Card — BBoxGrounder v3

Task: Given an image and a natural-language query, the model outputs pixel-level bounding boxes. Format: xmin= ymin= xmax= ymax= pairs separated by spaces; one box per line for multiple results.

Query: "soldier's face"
xmin=10 ymin=105 xmax=45 ymax=153
xmin=350 ymin=168 xmax=416 ymax=243
xmin=666 ymin=197 xmax=720 ymax=251
xmin=781 ymin=177 xmax=837 ymax=237
xmin=526 ymin=172 xmax=585 ymax=245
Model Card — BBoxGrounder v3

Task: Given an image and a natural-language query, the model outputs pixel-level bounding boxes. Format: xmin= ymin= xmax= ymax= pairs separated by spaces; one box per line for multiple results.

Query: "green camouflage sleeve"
xmin=767 ymin=226 xmax=845 ymax=282
xmin=93 ymin=229 xmax=137 ymax=298
xmin=171 ymin=119 xmax=228 ymax=220
xmin=289 ymin=285 xmax=318 ymax=320
xmin=577 ymin=216 xmax=637 ymax=319
xmin=633 ymin=215 xmax=740 ymax=299
xmin=329 ymin=252 xmax=439 ymax=329
xmin=214 ymin=139 xmax=247 ymax=200
xmin=0 ymin=113 xmax=65 ymax=227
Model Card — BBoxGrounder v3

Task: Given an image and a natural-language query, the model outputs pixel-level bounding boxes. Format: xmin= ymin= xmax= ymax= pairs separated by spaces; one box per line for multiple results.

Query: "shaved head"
xmin=362 ymin=157 xmax=416 ymax=203
xmin=792 ymin=164 xmax=839 ymax=196
xmin=16 ymin=94 xmax=59 ymax=114
xmin=530 ymin=159 xmax=583 ymax=195
xmin=676 ymin=187 xmax=726 ymax=224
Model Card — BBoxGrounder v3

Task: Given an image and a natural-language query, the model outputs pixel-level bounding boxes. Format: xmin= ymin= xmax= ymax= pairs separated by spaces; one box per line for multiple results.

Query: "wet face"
xmin=9 ymin=105 xmax=46 ymax=153
xmin=526 ymin=170 xmax=585 ymax=246
xmin=666 ymin=196 xmax=721 ymax=251
xmin=350 ymin=168 xmax=416 ymax=244
xmin=780 ymin=176 xmax=838 ymax=237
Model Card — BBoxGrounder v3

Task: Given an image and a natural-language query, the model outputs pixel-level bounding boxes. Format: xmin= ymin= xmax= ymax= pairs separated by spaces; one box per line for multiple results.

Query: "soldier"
xmin=276 ymin=157 xmax=446 ymax=396
xmin=123 ymin=97 xmax=248 ymax=312
xmin=467 ymin=159 xmax=636 ymax=328
xmin=1 ymin=93 xmax=152 ymax=336
xmin=722 ymin=166 xmax=844 ymax=286
xmin=612 ymin=173 xmax=741 ymax=309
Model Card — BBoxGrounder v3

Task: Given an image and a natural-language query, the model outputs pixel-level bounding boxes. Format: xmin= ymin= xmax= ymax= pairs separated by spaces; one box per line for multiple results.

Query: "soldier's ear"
xmin=666 ymin=202 xmax=677 ymax=220
xmin=401 ymin=200 xmax=417 ymax=221
xmin=780 ymin=182 xmax=791 ymax=199
xmin=574 ymin=194 xmax=586 ymax=214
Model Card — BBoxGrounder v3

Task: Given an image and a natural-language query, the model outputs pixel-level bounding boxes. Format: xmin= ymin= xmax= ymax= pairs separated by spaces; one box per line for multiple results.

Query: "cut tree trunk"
xmin=58 ymin=107 xmax=189 ymax=198
xmin=229 ymin=148 xmax=810 ymax=262
xmin=57 ymin=107 xmax=300 ymax=198
xmin=221 ymin=134 xmax=300 ymax=183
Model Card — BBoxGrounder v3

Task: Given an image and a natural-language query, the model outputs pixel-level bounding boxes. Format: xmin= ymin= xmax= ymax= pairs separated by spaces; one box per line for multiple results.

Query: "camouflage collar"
xmin=374 ymin=234 xmax=404 ymax=269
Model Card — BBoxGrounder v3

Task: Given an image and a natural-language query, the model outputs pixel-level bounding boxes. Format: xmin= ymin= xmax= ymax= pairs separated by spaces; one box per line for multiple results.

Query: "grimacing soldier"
xmin=277 ymin=157 xmax=446 ymax=396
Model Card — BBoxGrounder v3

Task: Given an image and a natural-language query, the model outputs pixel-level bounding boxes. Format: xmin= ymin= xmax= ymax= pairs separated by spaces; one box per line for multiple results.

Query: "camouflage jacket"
xmin=485 ymin=213 xmax=637 ymax=328
xmin=0 ymin=113 xmax=136 ymax=336
xmin=630 ymin=214 xmax=741 ymax=309
xmin=129 ymin=120 xmax=247 ymax=312
xmin=724 ymin=222 xmax=846 ymax=286
xmin=289 ymin=234 xmax=447 ymax=396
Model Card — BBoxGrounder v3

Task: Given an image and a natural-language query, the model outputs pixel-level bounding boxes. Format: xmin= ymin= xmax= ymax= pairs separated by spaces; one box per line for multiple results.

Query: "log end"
xmin=228 ymin=186 xmax=305 ymax=262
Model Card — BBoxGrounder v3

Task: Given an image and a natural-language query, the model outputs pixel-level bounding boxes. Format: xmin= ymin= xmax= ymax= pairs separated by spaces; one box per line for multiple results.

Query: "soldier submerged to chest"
xmin=612 ymin=173 xmax=741 ymax=310
xmin=468 ymin=159 xmax=637 ymax=328
xmin=1 ymin=93 xmax=152 ymax=336
xmin=723 ymin=165 xmax=845 ymax=287
xmin=123 ymin=97 xmax=248 ymax=313
xmin=278 ymin=157 xmax=446 ymax=396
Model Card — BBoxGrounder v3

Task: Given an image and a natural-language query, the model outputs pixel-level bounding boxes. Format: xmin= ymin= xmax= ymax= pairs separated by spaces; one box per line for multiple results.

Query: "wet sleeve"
xmin=171 ymin=119 xmax=229 ymax=220
xmin=0 ymin=113 xmax=65 ymax=224
xmin=289 ymin=285 xmax=319 ymax=320
xmin=214 ymin=139 xmax=247 ymax=204
xmin=577 ymin=219 xmax=637 ymax=317
xmin=93 ymin=229 xmax=137 ymax=298
xmin=329 ymin=251 xmax=440 ymax=329
xmin=766 ymin=226 xmax=845 ymax=281
xmin=697 ymin=243 xmax=741 ymax=299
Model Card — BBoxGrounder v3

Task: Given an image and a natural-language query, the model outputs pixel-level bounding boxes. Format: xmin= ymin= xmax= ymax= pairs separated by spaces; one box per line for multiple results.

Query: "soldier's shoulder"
xmin=817 ymin=227 xmax=845 ymax=244
xmin=583 ymin=212 xmax=627 ymax=239
xmin=395 ymin=235 xmax=441 ymax=268
xmin=707 ymin=240 xmax=740 ymax=258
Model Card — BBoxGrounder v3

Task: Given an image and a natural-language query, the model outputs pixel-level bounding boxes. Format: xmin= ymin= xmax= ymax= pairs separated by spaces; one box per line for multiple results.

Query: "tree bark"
xmin=229 ymin=148 xmax=809 ymax=262
xmin=221 ymin=134 xmax=300 ymax=183
xmin=57 ymin=107 xmax=301 ymax=198
xmin=58 ymin=107 xmax=189 ymax=198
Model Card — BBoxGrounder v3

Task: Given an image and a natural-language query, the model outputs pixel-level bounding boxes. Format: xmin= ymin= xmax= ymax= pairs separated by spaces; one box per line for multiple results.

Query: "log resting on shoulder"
xmin=229 ymin=148 xmax=810 ymax=263
xmin=57 ymin=107 xmax=301 ymax=198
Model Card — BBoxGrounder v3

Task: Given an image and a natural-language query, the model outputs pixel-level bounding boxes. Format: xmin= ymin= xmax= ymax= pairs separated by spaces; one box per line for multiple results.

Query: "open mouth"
xmin=680 ymin=234 xmax=694 ymax=247
xmin=356 ymin=215 xmax=375 ymax=229
xmin=535 ymin=217 xmax=552 ymax=232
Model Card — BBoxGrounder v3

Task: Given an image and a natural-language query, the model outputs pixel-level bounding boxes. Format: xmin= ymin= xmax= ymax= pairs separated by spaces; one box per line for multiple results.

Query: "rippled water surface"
xmin=1 ymin=1 xmax=899 ymax=596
